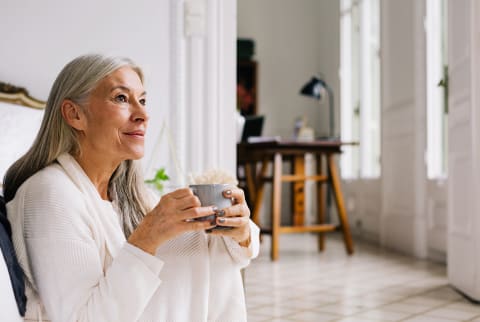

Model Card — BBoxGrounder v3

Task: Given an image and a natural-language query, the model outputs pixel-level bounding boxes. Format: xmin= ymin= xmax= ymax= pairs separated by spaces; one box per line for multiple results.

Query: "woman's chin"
xmin=131 ymin=153 xmax=144 ymax=160
xmin=126 ymin=149 xmax=145 ymax=161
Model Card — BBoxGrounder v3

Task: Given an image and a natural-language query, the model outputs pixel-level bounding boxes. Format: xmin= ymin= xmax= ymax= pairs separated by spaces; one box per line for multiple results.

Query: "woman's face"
xmin=80 ymin=66 xmax=149 ymax=163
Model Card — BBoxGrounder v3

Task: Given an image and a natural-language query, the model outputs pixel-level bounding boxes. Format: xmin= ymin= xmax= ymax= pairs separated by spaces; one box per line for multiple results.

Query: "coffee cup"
xmin=189 ymin=183 xmax=233 ymax=229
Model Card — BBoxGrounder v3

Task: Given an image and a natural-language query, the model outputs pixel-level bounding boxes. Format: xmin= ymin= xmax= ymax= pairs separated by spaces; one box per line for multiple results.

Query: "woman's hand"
xmin=128 ymin=188 xmax=216 ymax=255
xmin=209 ymin=187 xmax=251 ymax=247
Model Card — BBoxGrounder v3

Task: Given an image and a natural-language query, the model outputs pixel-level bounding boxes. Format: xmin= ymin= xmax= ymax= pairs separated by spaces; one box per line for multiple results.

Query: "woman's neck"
xmin=73 ymin=152 xmax=120 ymax=201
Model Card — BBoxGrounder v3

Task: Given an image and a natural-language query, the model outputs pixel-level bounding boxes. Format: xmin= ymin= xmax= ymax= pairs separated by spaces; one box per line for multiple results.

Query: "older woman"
xmin=4 ymin=54 xmax=259 ymax=322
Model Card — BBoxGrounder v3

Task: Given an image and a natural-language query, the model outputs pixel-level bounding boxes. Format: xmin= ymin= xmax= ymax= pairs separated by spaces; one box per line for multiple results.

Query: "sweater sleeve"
xmin=220 ymin=220 xmax=260 ymax=268
xmin=21 ymin=174 xmax=163 ymax=322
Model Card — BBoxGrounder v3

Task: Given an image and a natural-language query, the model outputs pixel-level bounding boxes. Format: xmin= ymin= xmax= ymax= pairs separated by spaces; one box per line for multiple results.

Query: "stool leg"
xmin=328 ymin=154 xmax=354 ymax=254
xmin=293 ymin=155 xmax=305 ymax=226
xmin=271 ymin=153 xmax=282 ymax=261
xmin=317 ymin=154 xmax=325 ymax=251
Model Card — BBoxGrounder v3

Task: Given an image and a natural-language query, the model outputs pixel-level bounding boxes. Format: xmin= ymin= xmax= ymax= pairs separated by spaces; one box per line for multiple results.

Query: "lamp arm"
xmin=325 ymin=85 xmax=335 ymax=138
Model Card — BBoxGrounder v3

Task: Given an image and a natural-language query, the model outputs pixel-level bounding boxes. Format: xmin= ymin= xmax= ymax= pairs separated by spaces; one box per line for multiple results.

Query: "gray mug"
xmin=189 ymin=183 xmax=233 ymax=230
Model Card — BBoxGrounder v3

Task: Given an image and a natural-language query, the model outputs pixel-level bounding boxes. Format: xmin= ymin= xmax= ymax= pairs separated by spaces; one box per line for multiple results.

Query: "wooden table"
xmin=237 ymin=140 xmax=355 ymax=260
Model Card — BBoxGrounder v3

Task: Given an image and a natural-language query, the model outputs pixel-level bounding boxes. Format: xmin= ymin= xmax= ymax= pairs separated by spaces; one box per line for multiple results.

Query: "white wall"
xmin=380 ymin=0 xmax=421 ymax=255
xmin=238 ymin=0 xmax=340 ymax=139
xmin=344 ymin=180 xmax=382 ymax=242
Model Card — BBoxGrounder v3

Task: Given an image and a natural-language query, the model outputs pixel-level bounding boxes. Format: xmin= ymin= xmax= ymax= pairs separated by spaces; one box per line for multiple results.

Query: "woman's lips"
xmin=124 ymin=131 xmax=145 ymax=138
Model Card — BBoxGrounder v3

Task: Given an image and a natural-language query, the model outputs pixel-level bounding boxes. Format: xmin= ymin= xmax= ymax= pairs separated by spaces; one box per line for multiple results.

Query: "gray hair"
xmin=4 ymin=54 xmax=151 ymax=238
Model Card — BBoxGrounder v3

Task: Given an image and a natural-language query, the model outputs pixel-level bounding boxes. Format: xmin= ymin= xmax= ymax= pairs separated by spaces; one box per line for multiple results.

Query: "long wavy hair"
xmin=3 ymin=54 xmax=151 ymax=238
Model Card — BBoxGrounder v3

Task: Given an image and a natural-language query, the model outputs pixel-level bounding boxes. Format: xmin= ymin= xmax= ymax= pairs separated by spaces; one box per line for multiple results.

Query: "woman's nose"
xmin=132 ymin=101 xmax=149 ymax=123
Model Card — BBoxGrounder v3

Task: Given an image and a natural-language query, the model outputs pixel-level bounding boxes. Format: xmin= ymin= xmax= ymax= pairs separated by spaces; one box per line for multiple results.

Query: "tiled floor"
xmin=244 ymin=233 xmax=480 ymax=322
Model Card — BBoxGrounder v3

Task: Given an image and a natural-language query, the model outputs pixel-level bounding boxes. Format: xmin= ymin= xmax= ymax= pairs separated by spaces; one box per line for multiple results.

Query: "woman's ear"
xmin=61 ymin=100 xmax=86 ymax=131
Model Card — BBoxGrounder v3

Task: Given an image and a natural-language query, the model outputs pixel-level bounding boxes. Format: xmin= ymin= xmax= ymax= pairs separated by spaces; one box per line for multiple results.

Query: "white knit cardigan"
xmin=7 ymin=153 xmax=259 ymax=322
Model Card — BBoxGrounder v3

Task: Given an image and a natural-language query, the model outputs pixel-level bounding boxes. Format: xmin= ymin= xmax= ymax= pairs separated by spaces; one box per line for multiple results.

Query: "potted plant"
xmin=145 ymin=167 xmax=170 ymax=195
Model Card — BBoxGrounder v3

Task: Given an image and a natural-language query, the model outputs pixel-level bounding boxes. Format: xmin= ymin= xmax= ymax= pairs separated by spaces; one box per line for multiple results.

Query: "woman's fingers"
xmin=161 ymin=188 xmax=201 ymax=211
xmin=223 ymin=187 xmax=246 ymax=205
xmin=180 ymin=219 xmax=215 ymax=231
xmin=207 ymin=187 xmax=251 ymax=243
xmin=209 ymin=216 xmax=250 ymax=243
xmin=168 ymin=187 xmax=193 ymax=199
xmin=215 ymin=215 xmax=249 ymax=228
xmin=218 ymin=203 xmax=250 ymax=218
xmin=180 ymin=205 xmax=218 ymax=221
xmin=178 ymin=194 xmax=201 ymax=211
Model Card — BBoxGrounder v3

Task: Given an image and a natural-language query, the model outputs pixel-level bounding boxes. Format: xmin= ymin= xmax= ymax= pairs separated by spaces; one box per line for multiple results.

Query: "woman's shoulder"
xmin=17 ymin=162 xmax=82 ymax=205
xmin=9 ymin=162 xmax=92 ymax=237
xmin=23 ymin=162 xmax=74 ymax=187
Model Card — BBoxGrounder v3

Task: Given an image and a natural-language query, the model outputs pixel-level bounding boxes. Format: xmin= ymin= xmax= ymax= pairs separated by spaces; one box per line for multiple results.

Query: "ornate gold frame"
xmin=0 ymin=81 xmax=46 ymax=109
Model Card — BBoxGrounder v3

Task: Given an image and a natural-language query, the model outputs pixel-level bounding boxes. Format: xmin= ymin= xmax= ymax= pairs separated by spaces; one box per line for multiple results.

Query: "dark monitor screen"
xmin=241 ymin=115 xmax=265 ymax=142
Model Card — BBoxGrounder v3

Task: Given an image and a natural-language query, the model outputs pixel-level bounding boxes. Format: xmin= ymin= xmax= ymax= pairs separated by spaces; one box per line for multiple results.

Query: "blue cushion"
xmin=0 ymin=195 xmax=26 ymax=316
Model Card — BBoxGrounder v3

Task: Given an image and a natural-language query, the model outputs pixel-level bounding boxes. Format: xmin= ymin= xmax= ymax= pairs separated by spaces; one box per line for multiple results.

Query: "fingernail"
xmin=218 ymin=218 xmax=226 ymax=223
xmin=216 ymin=209 xmax=225 ymax=217
xmin=211 ymin=206 xmax=218 ymax=212
xmin=224 ymin=190 xmax=232 ymax=196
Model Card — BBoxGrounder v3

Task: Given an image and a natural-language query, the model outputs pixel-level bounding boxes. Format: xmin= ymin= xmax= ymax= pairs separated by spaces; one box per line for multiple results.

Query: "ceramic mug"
xmin=189 ymin=183 xmax=233 ymax=230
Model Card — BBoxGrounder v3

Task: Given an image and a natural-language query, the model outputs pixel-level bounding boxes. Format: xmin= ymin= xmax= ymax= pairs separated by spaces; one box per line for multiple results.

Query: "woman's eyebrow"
xmin=110 ymin=85 xmax=146 ymax=96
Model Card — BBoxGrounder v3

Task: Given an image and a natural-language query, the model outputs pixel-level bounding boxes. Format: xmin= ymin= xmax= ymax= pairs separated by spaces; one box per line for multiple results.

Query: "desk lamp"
xmin=300 ymin=77 xmax=336 ymax=222
xmin=300 ymin=76 xmax=338 ymax=140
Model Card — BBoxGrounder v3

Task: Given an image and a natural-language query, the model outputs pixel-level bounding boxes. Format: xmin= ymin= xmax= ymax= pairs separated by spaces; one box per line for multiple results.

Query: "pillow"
xmin=0 ymin=101 xmax=44 ymax=181
xmin=0 ymin=195 xmax=26 ymax=316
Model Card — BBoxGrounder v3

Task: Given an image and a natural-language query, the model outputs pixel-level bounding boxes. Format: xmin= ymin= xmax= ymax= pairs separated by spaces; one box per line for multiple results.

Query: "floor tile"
xmin=446 ymin=299 xmax=480 ymax=314
xmin=247 ymin=313 xmax=271 ymax=322
xmin=421 ymin=286 xmax=463 ymax=301
xmin=280 ymin=297 xmax=334 ymax=310
xmin=283 ymin=310 xmax=340 ymax=322
xmin=249 ymin=305 xmax=298 ymax=318
xmin=335 ymin=318 xmax=381 ymax=322
xmin=313 ymin=302 xmax=366 ymax=315
xmin=402 ymin=316 xmax=460 ymax=322
xmin=401 ymin=295 xmax=451 ymax=307
xmin=380 ymin=302 xmax=432 ymax=314
xmin=351 ymin=308 xmax=414 ymax=321
xmin=423 ymin=307 xmax=479 ymax=320
xmin=247 ymin=294 xmax=280 ymax=309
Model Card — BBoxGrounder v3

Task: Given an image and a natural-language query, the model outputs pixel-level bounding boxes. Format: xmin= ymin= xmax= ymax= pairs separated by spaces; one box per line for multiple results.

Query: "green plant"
xmin=145 ymin=168 xmax=170 ymax=193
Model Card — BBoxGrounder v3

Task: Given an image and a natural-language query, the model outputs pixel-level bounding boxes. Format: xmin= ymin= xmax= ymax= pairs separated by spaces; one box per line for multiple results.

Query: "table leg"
xmin=245 ymin=162 xmax=256 ymax=207
xmin=317 ymin=154 xmax=325 ymax=251
xmin=328 ymin=154 xmax=354 ymax=255
xmin=271 ymin=153 xmax=282 ymax=261
xmin=252 ymin=159 xmax=269 ymax=227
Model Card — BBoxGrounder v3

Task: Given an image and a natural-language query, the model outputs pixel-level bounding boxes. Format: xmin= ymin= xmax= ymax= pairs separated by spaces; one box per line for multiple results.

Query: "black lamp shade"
xmin=300 ymin=77 xmax=327 ymax=100
xmin=299 ymin=76 xmax=336 ymax=139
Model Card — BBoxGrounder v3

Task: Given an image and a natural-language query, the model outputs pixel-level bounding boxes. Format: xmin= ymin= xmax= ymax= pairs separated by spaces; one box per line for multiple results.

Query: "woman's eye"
xmin=115 ymin=94 xmax=128 ymax=103
xmin=139 ymin=98 xmax=146 ymax=106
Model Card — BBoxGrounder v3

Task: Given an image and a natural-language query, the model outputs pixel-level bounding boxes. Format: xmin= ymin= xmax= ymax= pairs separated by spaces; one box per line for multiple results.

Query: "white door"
xmin=425 ymin=0 xmax=448 ymax=262
xmin=447 ymin=0 xmax=480 ymax=300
